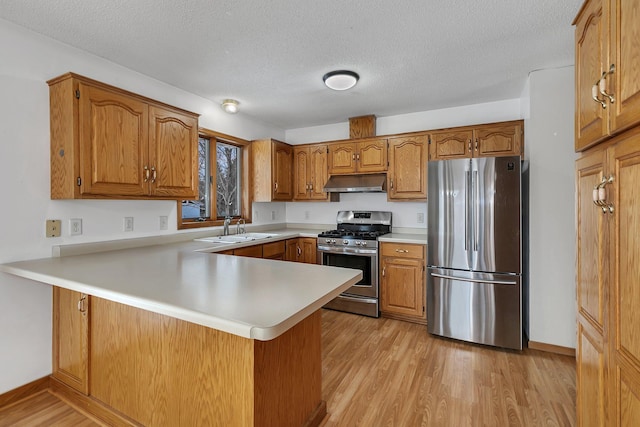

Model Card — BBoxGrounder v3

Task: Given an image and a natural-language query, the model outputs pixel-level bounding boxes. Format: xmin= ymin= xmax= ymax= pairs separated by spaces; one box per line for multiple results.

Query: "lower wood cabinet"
xmin=380 ymin=242 xmax=426 ymax=324
xmin=232 ymin=244 xmax=263 ymax=258
xmin=285 ymin=238 xmax=317 ymax=263
xmin=263 ymin=241 xmax=286 ymax=260
xmin=52 ymin=287 xmax=89 ymax=395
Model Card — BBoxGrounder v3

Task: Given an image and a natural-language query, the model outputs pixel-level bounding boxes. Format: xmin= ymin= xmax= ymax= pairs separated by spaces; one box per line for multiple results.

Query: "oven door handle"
xmin=317 ymin=246 xmax=378 ymax=256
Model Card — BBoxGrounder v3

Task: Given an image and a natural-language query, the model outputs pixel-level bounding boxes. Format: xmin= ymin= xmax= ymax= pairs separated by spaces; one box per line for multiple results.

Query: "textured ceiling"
xmin=0 ymin=0 xmax=582 ymax=129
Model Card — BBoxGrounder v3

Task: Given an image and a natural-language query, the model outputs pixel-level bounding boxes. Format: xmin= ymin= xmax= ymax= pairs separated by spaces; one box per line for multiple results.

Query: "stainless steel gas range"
xmin=317 ymin=210 xmax=392 ymax=318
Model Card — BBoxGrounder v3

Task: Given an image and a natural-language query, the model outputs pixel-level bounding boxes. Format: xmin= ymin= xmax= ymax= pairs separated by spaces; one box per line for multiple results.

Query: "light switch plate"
xmin=124 ymin=217 xmax=134 ymax=232
xmin=159 ymin=216 xmax=168 ymax=230
xmin=46 ymin=220 xmax=61 ymax=237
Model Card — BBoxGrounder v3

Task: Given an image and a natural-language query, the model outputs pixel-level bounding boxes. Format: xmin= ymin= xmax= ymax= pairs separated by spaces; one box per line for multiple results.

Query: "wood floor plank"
xmin=319 ymin=309 xmax=576 ymax=427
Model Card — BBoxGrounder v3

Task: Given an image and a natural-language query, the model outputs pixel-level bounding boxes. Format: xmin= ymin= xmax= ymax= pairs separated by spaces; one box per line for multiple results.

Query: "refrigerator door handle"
xmin=465 ymin=170 xmax=470 ymax=251
xmin=430 ymin=272 xmax=517 ymax=286
xmin=473 ymin=170 xmax=479 ymax=251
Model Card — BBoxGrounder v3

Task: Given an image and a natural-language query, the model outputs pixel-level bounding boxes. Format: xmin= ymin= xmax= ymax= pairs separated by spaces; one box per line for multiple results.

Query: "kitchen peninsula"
xmin=0 ymin=238 xmax=362 ymax=426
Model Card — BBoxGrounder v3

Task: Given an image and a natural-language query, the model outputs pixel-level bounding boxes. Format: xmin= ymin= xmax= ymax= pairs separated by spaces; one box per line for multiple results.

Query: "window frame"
xmin=177 ymin=128 xmax=252 ymax=229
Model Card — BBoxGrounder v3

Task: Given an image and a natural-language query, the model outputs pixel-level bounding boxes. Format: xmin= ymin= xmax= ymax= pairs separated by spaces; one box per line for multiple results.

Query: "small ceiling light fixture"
xmin=323 ymin=70 xmax=360 ymax=91
xmin=221 ymin=99 xmax=239 ymax=114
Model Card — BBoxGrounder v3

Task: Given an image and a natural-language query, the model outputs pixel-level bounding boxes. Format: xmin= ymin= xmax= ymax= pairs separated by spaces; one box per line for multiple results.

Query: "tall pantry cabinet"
xmin=574 ymin=0 xmax=640 ymax=425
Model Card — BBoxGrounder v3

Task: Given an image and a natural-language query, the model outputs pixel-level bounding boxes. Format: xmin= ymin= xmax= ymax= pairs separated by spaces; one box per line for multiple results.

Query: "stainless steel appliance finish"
xmin=318 ymin=210 xmax=392 ymax=318
xmin=322 ymin=173 xmax=387 ymax=193
xmin=427 ymin=156 xmax=526 ymax=350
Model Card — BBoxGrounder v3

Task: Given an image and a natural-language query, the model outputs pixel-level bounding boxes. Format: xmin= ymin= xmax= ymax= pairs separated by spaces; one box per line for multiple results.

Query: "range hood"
xmin=323 ymin=173 xmax=387 ymax=193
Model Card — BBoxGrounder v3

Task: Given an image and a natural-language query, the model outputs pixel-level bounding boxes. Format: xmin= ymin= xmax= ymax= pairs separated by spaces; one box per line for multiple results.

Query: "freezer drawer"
xmin=427 ymin=268 xmax=523 ymax=350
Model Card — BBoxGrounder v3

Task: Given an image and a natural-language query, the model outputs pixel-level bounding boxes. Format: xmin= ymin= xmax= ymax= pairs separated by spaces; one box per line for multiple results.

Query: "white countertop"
xmin=0 ymin=238 xmax=361 ymax=341
xmin=378 ymin=233 xmax=428 ymax=245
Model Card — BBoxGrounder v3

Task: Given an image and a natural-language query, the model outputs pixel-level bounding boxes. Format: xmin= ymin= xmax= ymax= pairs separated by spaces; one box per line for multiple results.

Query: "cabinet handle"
xmin=592 ymin=82 xmax=607 ymax=109
xmin=356 ymin=154 xmax=360 ymax=160
xmin=390 ymin=178 xmax=394 ymax=190
xmin=352 ymin=153 xmax=356 ymax=161
xmin=599 ymin=64 xmax=615 ymax=104
xmin=297 ymin=246 xmax=301 ymax=257
xmin=309 ymin=183 xmax=313 ymax=191
xmin=592 ymin=175 xmax=614 ymax=214
xmin=274 ymin=182 xmax=278 ymax=192
xmin=395 ymin=249 xmax=409 ymax=253
xmin=144 ymin=166 xmax=150 ymax=182
xmin=77 ymin=294 xmax=87 ymax=313
xmin=382 ymin=267 xmax=386 ymax=277
xmin=468 ymin=140 xmax=472 ymax=153
xmin=474 ymin=138 xmax=478 ymax=151
xmin=151 ymin=167 xmax=157 ymax=183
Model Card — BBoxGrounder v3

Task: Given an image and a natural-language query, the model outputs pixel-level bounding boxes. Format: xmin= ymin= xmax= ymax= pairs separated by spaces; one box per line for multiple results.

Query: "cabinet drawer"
xmin=380 ymin=242 xmax=424 ymax=259
xmin=263 ymin=241 xmax=285 ymax=258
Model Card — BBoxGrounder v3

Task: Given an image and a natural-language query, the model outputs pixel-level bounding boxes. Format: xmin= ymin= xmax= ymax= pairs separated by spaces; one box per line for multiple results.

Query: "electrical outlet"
xmin=123 ymin=217 xmax=134 ymax=232
xmin=46 ymin=219 xmax=61 ymax=237
xmin=417 ymin=212 xmax=425 ymax=224
xmin=159 ymin=216 xmax=168 ymax=230
xmin=69 ymin=218 xmax=82 ymax=236
xmin=271 ymin=211 xmax=276 ymax=220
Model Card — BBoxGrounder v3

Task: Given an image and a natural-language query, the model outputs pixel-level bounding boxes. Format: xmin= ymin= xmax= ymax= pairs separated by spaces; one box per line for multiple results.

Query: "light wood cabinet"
xmin=52 ymin=287 xmax=89 ymax=395
xmin=252 ymin=139 xmax=293 ymax=201
xmin=387 ymin=134 xmax=428 ymax=200
xmin=263 ymin=241 xmax=286 ymax=260
xmin=574 ymin=2 xmax=640 ymax=424
xmin=430 ymin=121 xmax=523 ymax=161
xmin=284 ymin=238 xmax=317 ymax=263
xmin=574 ymin=0 xmax=640 ymax=151
xmin=294 ymin=144 xmax=329 ymax=200
xmin=48 ymin=73 xmax=198 ymax=199
xmin=233 ymin=245 xmax=263 ymax=258
xmin=380 ymin=242 xmax=426 ymax=324
xmin=328 ymin=138 xmax=387 ymax=174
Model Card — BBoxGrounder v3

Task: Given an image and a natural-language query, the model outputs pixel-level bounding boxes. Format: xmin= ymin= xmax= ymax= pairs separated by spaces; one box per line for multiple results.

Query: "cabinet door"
xmin=272 ymin=141 xmax=293 ymax=200
xmin=610 ymin=131 xmax=640 ymax=426
xmin=473 ymin=122 xmax=523 ymax=158
xmin=293 ymin=147 xmax=310 ymax=200
xmin=380 ymin=257 xmax=425 ymax=319
xmin=300 ymin=238 xmax=317 ymax=264
xmin=387 ymin=135 xmax=427 ymax=200
xmin=309 ymin=145 xmax=329 ymax=200
xmin=430 ymin=130 xmax=472 ymax=160
xmin=79 ymin=83 xmax=148 ymax=196
xmin=53 ymin=287 xmax=89 ymax=395
xmin=285 ymin=238 xmax=300 ymax=262
xmin=608 ymin=0 xmax=640 ymax=135
xmin=576 ymin=148 xmax=608 ymax=427
xmin=575 ymin=0 xmax=610 ymax=151
xmin=356 ymin=139 xmax=387 ymax=173
xmin=328 ymin=143 xmax=357 ymax=174
xmin=263 ymin=241 xmax=286 ymax=260
xmin=148 ymin=106 xmax=198 ymax=198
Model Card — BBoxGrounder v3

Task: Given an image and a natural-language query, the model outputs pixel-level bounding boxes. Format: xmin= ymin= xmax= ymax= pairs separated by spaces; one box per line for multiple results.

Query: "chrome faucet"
xmin=223 ymin=216 xmax=232 ymax=236
xmin=236 ymin=218 xmax=246 ymax=235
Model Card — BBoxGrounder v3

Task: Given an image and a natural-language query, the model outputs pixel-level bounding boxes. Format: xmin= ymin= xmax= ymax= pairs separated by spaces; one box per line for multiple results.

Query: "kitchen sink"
xmin=194 ymin=232 xmax=279 ymax=244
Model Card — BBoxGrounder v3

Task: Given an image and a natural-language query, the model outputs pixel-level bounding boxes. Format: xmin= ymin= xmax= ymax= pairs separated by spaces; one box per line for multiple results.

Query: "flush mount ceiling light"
xmin=323 ymin=70 xmax=359 ymax=91
xmin=221 ymin=99 xmax=239 ymax=114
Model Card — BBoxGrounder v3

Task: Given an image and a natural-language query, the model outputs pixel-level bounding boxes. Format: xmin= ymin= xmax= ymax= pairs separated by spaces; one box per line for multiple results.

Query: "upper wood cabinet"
xmin=430 ymin=121 xmax=523 ymax=161
xmin=53 ymin=287 xmax=89 ymax=395
xmin=574 ymin=0 xmax=640 ymax=151
xmin=48 ymin=73 xmax=199 ymax=199
xmin=387 ymin=134 xmax=428 ymax=201
xmin=294 ymin=144 xmax=329 ymax=201
xmin=328 ymin=138 xmax=387 ymax=174
xmin=251 ymin=138 xmax=293 ymax=201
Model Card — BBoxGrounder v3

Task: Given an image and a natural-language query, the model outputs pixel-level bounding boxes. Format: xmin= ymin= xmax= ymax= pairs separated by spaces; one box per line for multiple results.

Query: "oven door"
xmin=318 ymin=246 xmax=378 ymax=298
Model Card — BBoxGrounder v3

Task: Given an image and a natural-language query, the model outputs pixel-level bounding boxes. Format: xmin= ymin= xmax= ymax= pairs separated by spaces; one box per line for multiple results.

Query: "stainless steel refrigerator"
xmin=427 ymin=156 xmax=528 ymax=350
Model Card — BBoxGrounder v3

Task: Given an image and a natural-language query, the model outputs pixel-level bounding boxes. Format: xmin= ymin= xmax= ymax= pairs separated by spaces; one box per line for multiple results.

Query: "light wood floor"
xmin=320 ymin=309 xmax=576 ymax=426
xmin=0 ymin=310 xmax=576 ymax=426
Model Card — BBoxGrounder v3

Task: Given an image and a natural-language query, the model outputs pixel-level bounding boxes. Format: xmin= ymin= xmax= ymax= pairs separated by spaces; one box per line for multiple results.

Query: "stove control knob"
xmin=330 ymin=239 xmax=336 ymax=244
xmin=343 ymin=240 xmax=349 ymax=245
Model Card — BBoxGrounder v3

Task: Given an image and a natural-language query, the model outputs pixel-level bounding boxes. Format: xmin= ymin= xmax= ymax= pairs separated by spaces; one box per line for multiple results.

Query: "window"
xmin=178 ymin=129 xmax=250 ymax=229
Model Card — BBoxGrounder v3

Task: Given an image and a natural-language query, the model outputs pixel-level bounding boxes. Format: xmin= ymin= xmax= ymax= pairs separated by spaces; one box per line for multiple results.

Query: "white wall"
xmin=0 ymin=19 xmax=285 ymax=394
xmin=524 ymin=66 xmax=577 ymax=348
